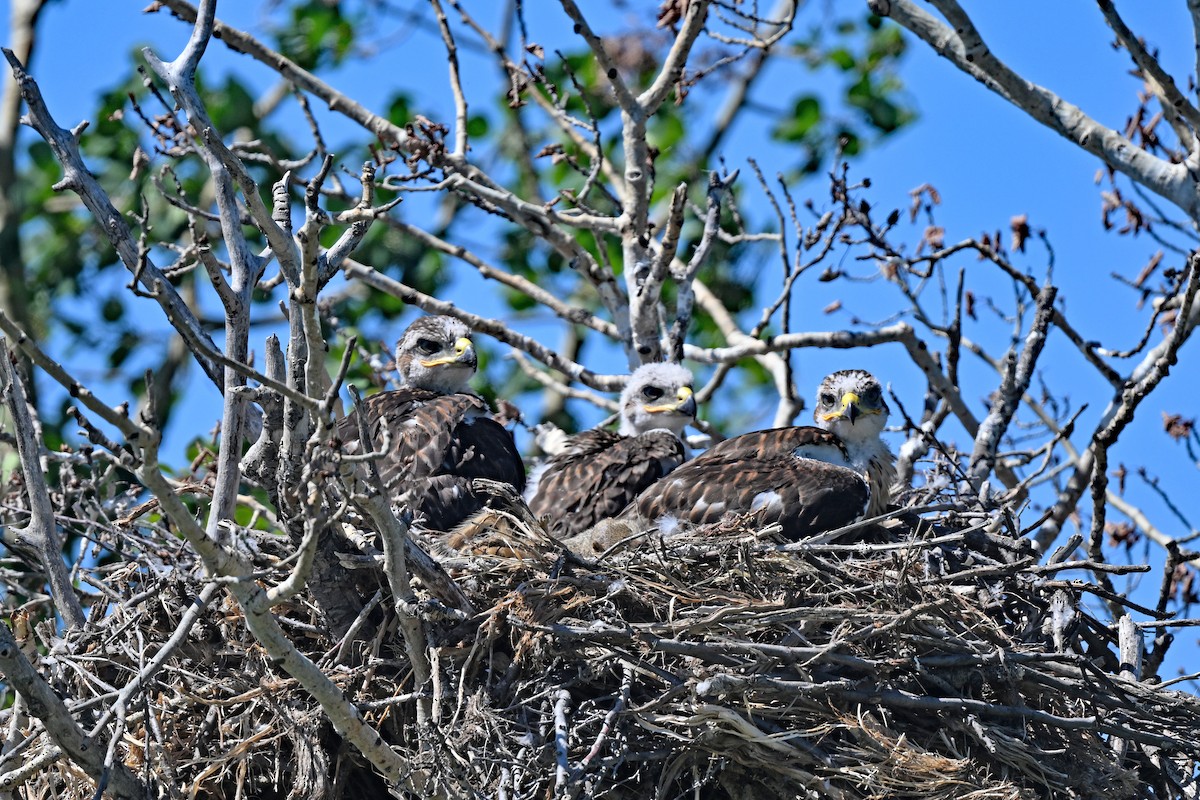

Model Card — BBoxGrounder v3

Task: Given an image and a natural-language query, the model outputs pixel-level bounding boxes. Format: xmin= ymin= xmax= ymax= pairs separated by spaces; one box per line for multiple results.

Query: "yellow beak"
xmin=645 ymin=385 xmax=697 ymax=416
xmin=820 ymin=391 xmax=876 ymax=424
xmin=419 ymin=337 xmax=475 ymax=368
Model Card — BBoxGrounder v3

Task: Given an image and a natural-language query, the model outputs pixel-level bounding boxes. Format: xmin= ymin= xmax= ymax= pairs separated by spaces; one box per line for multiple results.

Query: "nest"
xmin=12 ymin=504 xmax=1200 ymax=799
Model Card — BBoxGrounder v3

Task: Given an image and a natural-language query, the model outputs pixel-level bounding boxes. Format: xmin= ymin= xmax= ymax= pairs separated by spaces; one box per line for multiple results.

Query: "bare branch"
xmin=430 ymin=0 xmax=470 ymax=157
xmin=1 ymin=46 xmax=223 ymax=389
xmin=670 ymin=170 xmax=737 ymax=359
xmin=872 ymin=0 xmax=1200 ymax=218
xmin=152 ymin=0 xmax=412 ymax=151
xmin=1036 ymin=253 xmax=1200 ymax=552
xmin=1087 ymin=257 xmax=1200 ymax=554
xmin=967 ymin=285 xmax=1057 ymax=489
xmin=0 ymin=338 xmax=86 ymax=629
xmin=639 ymin=0 xmax=712 ymax=114
xmin=0 ymin=622 xmax=145 ymax=798
xmin=1096 ymin=0 xmax=1200 ymax=152
xmin=346 ymin=386 xmax=434 ymax=726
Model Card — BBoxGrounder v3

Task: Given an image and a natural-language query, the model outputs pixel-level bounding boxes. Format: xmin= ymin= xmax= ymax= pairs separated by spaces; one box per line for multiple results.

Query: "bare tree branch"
xmin=966 ymin=285 xmax=1057 ymax=490
xmin=870 ymin=0 xmax=1200 ymax=218
xmin=0 ymin=621 xmax=145 ymax=799
xmin=0 ymin=338 xmax=85 ymax=629
xmin=1 ymin=46 xmax=224 ymax=389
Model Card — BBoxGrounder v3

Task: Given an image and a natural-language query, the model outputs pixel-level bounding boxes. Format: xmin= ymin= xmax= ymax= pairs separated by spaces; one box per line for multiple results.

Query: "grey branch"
xmin=0 ymin=622 xmax=145 ymax=799
xmin=873 ymin=0 xmax=1200 ymax=219
xmin=1 ymin=47 xmax=223 ymax=389
xmin=966 ymin=285 xmax=1057 ymax=489
xmin=670 ymin=171 xmax=737 ymax=359
xmin=1035 ymin=255 xmax=1200 ymax=553
xmin=343 ymin=259 xmax=626 ymax=391
xmin=0 ymin=338 xmax=85 ymax=629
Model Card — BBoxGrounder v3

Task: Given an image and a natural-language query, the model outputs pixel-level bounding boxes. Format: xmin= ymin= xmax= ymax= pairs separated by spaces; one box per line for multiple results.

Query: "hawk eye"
xmin=642 ymin=386 xmax=665 ymax=400
xmin=416 ymin=338 xmax=441 ymax=355
xmin=820 ymin=392 xmax=835 ymax=406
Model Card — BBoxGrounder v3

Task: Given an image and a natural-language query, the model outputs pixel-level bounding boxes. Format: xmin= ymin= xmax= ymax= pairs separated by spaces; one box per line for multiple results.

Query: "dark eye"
xmin=416 ymin=338 xmax=440 ymax=355
xmin=642 ymin=386 xmax=664 ymax=400
xmin=820 ymin=392 xmax=835 ymax=406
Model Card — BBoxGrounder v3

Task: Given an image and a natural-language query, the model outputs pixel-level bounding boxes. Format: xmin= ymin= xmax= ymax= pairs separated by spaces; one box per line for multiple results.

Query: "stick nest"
xmin=15 ymin=505 xmax=1200 ymax=799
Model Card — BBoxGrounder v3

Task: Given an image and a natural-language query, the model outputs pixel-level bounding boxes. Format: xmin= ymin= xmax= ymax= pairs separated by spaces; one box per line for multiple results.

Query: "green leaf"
xmin=773 ymin=95 xmax=822 ymax=143
xmin=386 ymin=93 xmax=412 ymax=125
xmin=101 ymin=297 xmax=124 ymax=323
xmin=467 ymin=114 xmax=490 ymax=138
xmin=827 ymin=47 xmax=856 ymax=71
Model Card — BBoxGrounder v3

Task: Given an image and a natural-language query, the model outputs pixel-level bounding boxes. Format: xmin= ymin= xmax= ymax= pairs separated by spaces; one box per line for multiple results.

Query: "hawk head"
xmin=813 ymin=369 xmax=888 ymax=444
xmin=618 ymin=362 xmax=697 ymax=437
xmin=394 ymin=315 xmax=478 ymax=393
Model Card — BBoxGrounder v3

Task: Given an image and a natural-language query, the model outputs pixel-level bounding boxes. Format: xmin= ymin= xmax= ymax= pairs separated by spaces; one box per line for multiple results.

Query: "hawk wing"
xmin=627 ymin=426 xmax=869 ymax=539
xmin=528 ymin=429 xmax=687 ymax=538
xmin=337 ymin=389 xmax=526 ymax=531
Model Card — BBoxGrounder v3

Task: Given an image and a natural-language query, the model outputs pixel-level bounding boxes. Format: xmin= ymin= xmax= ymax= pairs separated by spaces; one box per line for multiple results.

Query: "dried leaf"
xmin=916 ymin=225 xmax=944 ymax=256
xmin=907 ymin=183 xmax=940 ymax=222
xmin=1170 ymin=562 xmax=1198 ymax=604
xmin=1106 ymin=521 xmax=1138 ymax=550
xmin=1010 ymin=214 xmax=1030 ymax=253
xmin=1133 ymin=250 xmax=1163 ymax=288
xmin=1162 ymin=412 xmax=1195 ymax=441
xmin=657 ymin=0 xmax=686 ymax=27
xmin=823 ymin=299 xmax=843 ymax=314
xmin=1111 ymin=463 xmax=1127 ymax=495
xmin=979 ymin=232 xmax=991 ymax=257
xmin=129 ymin=146 xmax=149 ymax=181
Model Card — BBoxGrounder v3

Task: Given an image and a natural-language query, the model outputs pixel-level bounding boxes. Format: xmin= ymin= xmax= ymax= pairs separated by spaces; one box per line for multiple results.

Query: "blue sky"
xmin=4 ymin=2 xmax=1199 ymax=678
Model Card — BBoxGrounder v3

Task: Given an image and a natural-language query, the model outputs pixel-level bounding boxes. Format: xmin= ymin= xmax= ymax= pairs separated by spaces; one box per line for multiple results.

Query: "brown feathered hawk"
xmin=626 ymin=369 xmax=895 ymax=539
xmin=336 ymin=315 xmax=526 ymax=532
xmin=526 ymin=362 xmax=696 ymax=538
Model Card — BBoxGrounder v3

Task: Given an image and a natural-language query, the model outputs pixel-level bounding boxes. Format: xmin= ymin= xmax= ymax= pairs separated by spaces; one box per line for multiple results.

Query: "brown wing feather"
xmin=627 ymin=426 xmax=869 ymax=539
xmin=529 ymin=429 xmax=686 ymax=538
xmin=337 ymin=389 xmax=525 ymax=531
xmin=693 ymin=426 xmax=849 ymax=461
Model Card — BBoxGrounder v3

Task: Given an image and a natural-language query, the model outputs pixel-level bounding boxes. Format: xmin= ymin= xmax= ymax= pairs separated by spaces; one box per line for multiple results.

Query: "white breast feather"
xmin=750 ymin=490 xmax=783 ymax=513
xmin=524 ymin=461 xmax=551 ymax=503
xmin=657 ymin=515 xmax=681 ymax=535
xmin=792 ymin=442 xmax=851 ymax=468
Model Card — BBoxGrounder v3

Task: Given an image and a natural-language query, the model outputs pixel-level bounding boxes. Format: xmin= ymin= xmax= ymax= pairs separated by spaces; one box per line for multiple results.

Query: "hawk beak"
xmin=675 ymin=386 xmax=698 ymax=418
xmin=646 ymin=386 xmax=697 ymax=417
xmin=842 ymin=392 xmax=861 ymax=424
xmin=419 ymin=338 xmax=476 ymax=368
xmin=820 ymin=391 xmax=877 ymax=425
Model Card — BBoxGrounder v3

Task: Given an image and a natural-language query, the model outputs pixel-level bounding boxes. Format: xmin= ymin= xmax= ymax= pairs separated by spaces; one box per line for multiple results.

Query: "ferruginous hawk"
xmin=627 ymin=369 xmax=894 ymax=539
xmin=527 ymin=362 xmax=696 ymax=538
xmin=336 ymin=315 xmax=526 ymax=532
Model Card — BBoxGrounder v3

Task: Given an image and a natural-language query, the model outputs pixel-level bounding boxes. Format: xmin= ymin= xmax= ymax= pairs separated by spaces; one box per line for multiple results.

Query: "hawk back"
xmin=528 ymin=428 xmax=686 ymax=538
xmin=627 ymin=426 xmax=870 ymax=539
